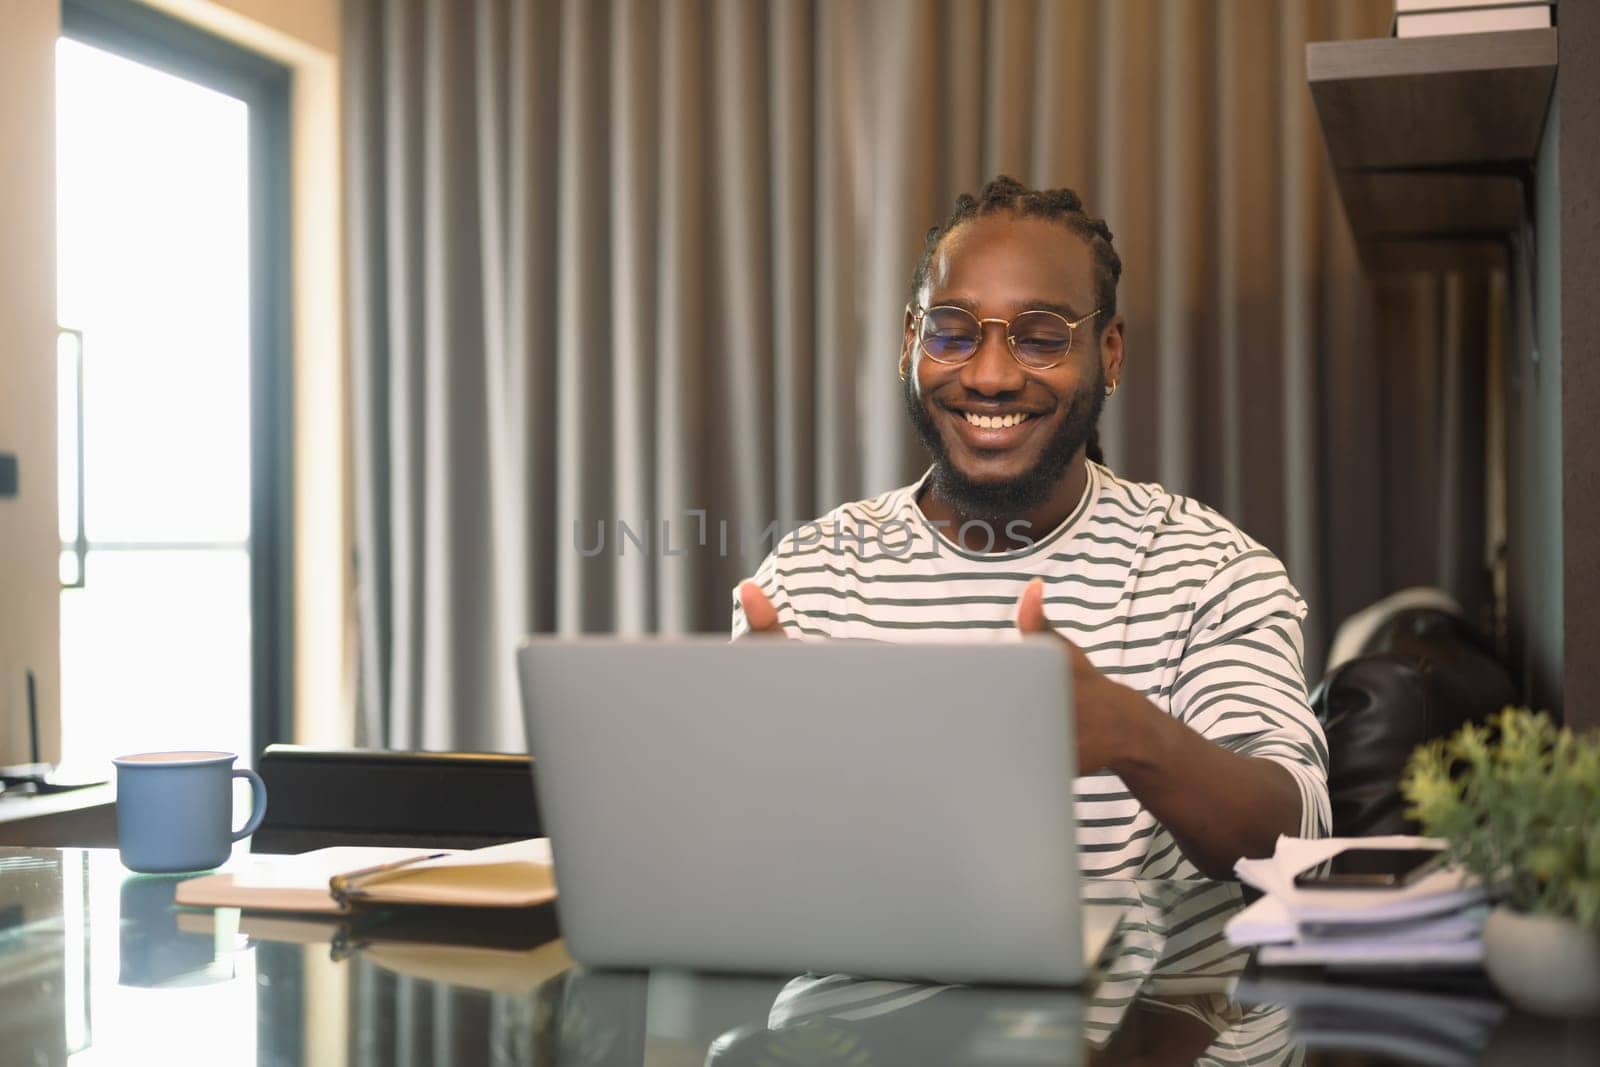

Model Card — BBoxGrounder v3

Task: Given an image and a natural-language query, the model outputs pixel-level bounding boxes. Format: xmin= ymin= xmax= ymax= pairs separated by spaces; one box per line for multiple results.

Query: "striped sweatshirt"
xmin=731 ymin=460 xmax=1331 ymax=879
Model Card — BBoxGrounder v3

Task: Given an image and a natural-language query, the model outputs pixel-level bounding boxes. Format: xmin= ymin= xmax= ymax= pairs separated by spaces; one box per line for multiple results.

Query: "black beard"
xmin=904 ymin=362 xmax=1105 ymax=523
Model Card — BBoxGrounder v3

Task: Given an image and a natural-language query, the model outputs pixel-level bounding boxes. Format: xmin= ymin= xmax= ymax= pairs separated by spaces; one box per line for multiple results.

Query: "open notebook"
xmin=174 ymin=838 xmax=556 ymax=914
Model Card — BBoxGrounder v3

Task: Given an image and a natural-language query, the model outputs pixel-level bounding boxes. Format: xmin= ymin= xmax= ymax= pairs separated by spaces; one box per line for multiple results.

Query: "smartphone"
xmin=1292 ymin=847 xmax=1447 ymax=889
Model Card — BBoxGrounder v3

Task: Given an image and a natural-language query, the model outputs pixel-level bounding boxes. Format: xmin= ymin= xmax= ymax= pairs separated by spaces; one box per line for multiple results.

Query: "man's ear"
xmin=900 ymin=304 xmax=917 ymax=380
xmin=1098 ymin=314 xmax=1126 ymax=387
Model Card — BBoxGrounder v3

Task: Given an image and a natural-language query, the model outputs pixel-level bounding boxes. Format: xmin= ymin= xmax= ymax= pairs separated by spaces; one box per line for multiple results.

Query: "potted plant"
xmin=1403 ymin=708 xmax=1600 ymax=1017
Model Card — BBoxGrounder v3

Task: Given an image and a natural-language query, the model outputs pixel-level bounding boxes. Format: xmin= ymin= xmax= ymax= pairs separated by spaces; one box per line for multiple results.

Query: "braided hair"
xmin=908 ymin=176 xmax=1122 ymax=464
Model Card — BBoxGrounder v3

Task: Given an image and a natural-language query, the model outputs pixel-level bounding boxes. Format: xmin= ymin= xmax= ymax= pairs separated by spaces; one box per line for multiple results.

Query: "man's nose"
xmin=960 ymin=321 xmax=1026 ymax=395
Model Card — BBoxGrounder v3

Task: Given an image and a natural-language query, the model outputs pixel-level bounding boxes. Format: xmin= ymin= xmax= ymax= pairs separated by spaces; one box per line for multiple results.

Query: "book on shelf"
xmin=173 ymin=837 xmax=555 ymax=915
xmin=1394 ymin=0 xmax=1552 ymax=39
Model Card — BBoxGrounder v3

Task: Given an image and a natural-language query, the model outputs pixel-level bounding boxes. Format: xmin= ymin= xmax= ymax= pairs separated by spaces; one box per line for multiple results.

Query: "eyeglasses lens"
xmin=1009 ymin=311 xmax=1073 ymax=368
xmin=917 ymin=307 xmax=1074 ymax=369
xmin=918 ymin=307 xmax=982 ymax=363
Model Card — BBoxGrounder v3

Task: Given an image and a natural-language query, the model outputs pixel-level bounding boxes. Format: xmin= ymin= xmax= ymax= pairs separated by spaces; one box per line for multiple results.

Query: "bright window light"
xmin=56 ymin=36 xmax=253 ymax=777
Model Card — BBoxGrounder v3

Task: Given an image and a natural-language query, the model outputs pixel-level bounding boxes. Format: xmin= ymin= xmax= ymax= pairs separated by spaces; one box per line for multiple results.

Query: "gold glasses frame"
xmin=909 ymin=304 xmax=1102 ymax=371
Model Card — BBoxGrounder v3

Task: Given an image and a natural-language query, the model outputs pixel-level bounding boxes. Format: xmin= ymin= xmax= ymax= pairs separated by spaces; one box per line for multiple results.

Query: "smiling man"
xmin=732 ymin=176 xmax=1329 ymax=879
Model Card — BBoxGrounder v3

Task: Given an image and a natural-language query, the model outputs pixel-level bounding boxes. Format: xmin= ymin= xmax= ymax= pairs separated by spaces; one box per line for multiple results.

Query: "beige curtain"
xmin=347 ymin=0 xmax=1491 ymax=751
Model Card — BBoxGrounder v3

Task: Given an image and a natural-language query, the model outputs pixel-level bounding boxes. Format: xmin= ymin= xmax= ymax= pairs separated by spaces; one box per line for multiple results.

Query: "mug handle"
xmin=230 ymin=767 xmax=269 ymax=841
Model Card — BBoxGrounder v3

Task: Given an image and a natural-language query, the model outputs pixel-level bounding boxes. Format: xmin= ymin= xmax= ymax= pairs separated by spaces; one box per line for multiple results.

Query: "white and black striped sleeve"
xmin=1169 ymin=549 xmax=1331 ymax=838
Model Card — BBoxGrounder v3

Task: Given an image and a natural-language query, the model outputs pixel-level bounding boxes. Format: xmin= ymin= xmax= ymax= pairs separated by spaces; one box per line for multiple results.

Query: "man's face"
xmin=902 ymin=214 xmax=1119 ymax=520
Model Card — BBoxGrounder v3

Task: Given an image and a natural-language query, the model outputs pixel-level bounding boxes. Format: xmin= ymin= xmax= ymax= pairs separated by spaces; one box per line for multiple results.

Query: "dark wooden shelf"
xmin=1355 ymin=238 xmax=1508 ymax=275
xmin=1308 ymin=28 xmax=1556 ymax=271
xmin=1336 ymin=171 xmax=1524 ymax=239
xmin=1309 ymin=28 xmax=1557 ymax=169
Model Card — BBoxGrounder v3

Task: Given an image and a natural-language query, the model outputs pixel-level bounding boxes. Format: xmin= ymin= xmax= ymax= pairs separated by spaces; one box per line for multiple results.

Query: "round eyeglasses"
xmin=912 ymin=304 xmax=1101 ymax=371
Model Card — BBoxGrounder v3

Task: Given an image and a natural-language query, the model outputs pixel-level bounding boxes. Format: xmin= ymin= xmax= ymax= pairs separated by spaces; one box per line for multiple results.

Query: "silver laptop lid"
xmin=518 ymin=637 xmax=1084 ymax=985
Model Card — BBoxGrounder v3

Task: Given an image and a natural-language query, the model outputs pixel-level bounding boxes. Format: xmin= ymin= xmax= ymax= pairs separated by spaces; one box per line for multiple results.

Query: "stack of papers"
xmin=1226 ymin=836 xmax=1487 ymax=966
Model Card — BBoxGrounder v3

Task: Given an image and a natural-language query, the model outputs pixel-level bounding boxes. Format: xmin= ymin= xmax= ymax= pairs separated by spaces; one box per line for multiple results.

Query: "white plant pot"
xmin=1483 ymin=906 xmax=1600 ymax=1018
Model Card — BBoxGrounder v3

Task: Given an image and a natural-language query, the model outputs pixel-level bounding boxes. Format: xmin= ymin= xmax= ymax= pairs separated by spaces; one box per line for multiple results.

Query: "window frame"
xmin=60 ymin=0 xmax=294 ymax=761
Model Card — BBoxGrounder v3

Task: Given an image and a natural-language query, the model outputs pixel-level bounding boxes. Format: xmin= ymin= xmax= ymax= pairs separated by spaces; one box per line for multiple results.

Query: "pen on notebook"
xmin=329 ymin=851 xmax=449 ymax=905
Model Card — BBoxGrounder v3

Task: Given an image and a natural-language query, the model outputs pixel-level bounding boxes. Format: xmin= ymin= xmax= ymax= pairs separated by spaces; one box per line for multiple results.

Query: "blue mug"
xmin=113 ymin=751 xmax=268 ymax=873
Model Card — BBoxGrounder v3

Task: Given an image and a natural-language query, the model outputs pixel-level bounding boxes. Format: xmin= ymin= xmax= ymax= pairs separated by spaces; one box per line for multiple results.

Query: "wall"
xmin=1558 ymin=0 xmax=1600 ymax=732
xmin=1508 ymin=0 xmax=1600 ymax=731
xmin=0 ymin=0 xmax=63 ymax=765
xmin=185 ymin=0 xmax=336 ymax=52
xmin=1513 ymin=89 xmax=1564 ymax=714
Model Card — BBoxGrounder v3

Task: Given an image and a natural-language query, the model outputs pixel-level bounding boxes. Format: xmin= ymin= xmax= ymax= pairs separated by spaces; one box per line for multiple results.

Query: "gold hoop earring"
xmin=1105 ymin=380 xmax=1118 ymax=398
xmin=899 ymin=365 xmax=908 ymax=383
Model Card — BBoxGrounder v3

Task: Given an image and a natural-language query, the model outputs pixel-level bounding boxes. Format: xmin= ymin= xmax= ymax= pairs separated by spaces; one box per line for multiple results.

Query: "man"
xmin=733 ymin=176 xmax=1329 ymax=880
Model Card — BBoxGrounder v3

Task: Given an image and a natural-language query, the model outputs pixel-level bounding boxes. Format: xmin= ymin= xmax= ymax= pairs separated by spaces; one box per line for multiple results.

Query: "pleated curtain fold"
xmin=346 ymin=0 xmax=1492 ymax=752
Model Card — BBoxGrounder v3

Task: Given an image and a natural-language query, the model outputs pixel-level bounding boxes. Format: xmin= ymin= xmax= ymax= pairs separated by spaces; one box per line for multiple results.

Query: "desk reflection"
xmin=549 ymin=880 xmax=1293 ymax=1067
xmin=0 ymin=851 xmax=70 ymax=1063
xmin=120 ymin=873 xmax=234 ymax=988
xmin=13 ymin=847 xmax=1593 ymax=1065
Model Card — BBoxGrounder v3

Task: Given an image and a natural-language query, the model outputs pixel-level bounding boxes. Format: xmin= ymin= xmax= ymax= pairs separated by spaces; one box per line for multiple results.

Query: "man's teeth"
xmin=964 ymin=412 xmax=1031 ymax=429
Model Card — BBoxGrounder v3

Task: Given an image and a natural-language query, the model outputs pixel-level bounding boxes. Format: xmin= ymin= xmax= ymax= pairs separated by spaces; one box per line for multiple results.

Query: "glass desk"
xmin=1 ymin=847 xmax=1594 ymax=1066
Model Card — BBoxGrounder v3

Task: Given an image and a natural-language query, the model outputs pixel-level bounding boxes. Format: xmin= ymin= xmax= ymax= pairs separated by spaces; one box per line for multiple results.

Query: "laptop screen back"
xmin=518 ymin=637 xmax=1086 ymax=985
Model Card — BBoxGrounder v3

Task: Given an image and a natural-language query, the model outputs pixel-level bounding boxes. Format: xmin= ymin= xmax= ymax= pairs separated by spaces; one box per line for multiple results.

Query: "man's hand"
xmin=738 ymin=581 xmax=789 ymax=637
xmin=1015 ymin=577 xmax=1142 ymax=775
xmin=1017 ymin=577 xmax=1304 ymax=877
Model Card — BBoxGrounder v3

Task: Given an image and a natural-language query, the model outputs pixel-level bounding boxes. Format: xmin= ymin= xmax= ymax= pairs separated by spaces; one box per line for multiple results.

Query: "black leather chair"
xmin=1312 ymin=608 xmax=1515 ymax=837
xmin=251 ymin=745 xmax=541 ymax=853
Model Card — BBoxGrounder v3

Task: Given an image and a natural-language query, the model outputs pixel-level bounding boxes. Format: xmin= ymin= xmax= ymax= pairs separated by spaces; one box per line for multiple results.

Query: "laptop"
xmin=517 ymin=636 xmax=1124 ymax=986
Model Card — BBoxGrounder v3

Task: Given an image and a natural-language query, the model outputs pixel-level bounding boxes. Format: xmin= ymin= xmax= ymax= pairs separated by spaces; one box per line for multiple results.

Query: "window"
xmin=56 ymin=0 xmax=291 ymax=769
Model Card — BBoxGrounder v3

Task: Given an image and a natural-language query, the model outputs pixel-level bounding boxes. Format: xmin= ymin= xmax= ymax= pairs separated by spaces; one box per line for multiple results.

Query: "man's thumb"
xmin=1015 ymin=578 xmax=1050 ymax=634
xmin=739 ymin=580 xmax=784 ymax=634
